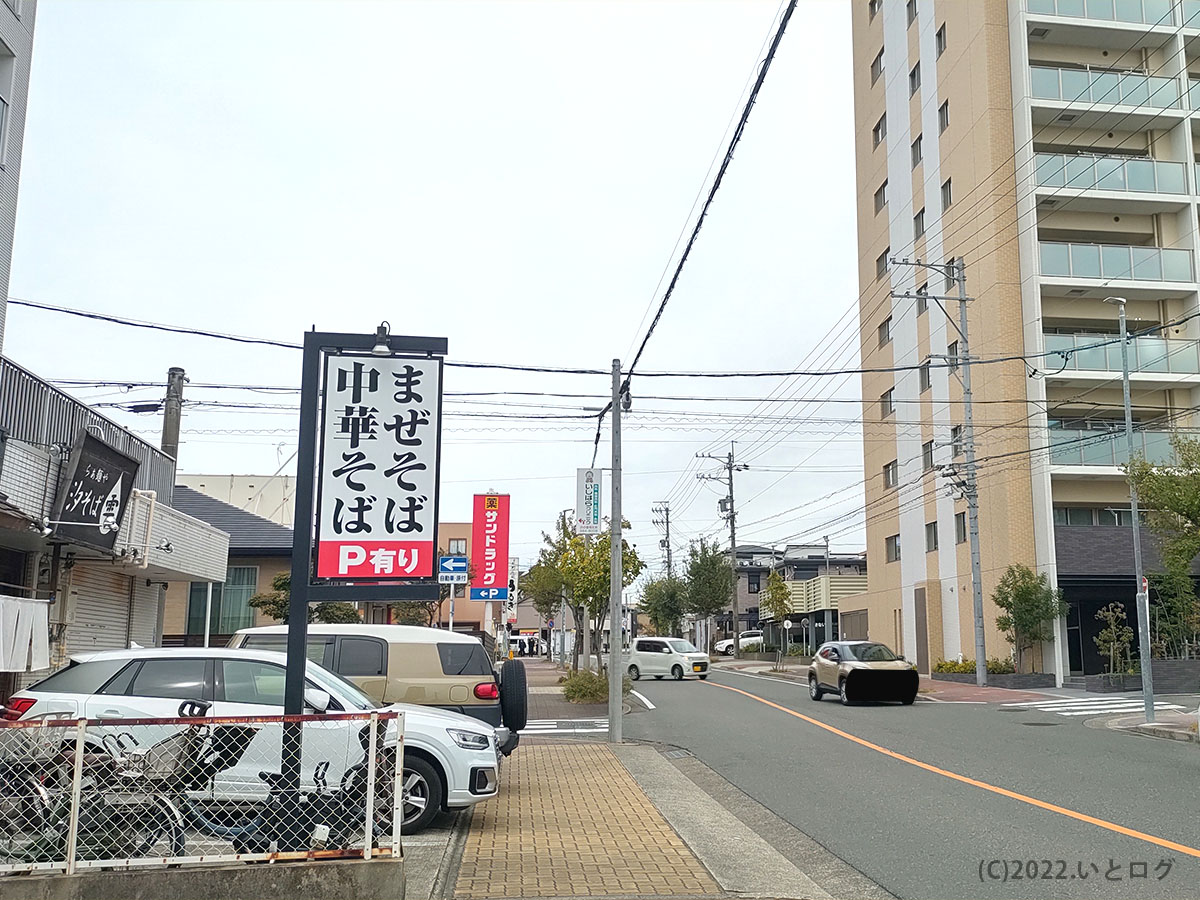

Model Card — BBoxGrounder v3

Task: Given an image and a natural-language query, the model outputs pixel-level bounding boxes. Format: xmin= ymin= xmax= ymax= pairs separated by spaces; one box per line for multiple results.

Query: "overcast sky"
xmin=6 ymin=0 xmax=861 ymax=570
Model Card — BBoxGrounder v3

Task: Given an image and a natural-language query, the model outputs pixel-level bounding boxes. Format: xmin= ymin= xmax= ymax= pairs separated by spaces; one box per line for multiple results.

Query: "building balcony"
xmin=1031 ymin=66 xmax=1180 ymax=108
xmin=1049 ymin=427 xmax=1174 ymax=467
xmin=1043 ymin=333 xmax=1200 ymax=378
xmin=783 ymin=574 xmax=868 ymax=615
xmin=1039 ymin=241 xmax=1193 ymax=283
xmin=1028 ymin=0 xmax=1175 ymax=26
xmin=1036 ymin=153 xmax=1187 ymax=195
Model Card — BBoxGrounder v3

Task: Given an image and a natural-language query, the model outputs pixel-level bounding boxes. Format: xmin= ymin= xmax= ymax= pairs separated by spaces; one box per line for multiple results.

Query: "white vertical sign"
xmin=576 ymin=467 xmax=602 ymax=534
xmin=507 ymin=556 xmax=519 ymax=624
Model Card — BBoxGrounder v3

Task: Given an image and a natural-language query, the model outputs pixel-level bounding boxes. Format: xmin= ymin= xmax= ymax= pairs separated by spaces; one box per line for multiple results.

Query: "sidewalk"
xmin=524 ymin=658 xmax=606 ymax=722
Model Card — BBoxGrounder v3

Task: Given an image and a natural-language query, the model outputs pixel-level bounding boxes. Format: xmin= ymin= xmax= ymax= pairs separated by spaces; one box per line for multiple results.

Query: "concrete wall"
xmin=0 ymin=0 xmax=34 ymax=352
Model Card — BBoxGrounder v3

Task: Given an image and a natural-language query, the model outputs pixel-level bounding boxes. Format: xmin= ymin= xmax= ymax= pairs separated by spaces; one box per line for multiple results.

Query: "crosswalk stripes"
xmin=522 ymin=718 xmax=609 ymax=734
xmin=1001 ymin=696 xmax=1187 ymax=717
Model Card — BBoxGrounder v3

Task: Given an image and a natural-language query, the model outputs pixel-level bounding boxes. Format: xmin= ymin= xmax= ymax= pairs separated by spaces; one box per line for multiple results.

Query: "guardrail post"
xmin=64 ymin=719 xmax=86 ymax=875
xmin=363 ymin=712 xmax=378 ymax=860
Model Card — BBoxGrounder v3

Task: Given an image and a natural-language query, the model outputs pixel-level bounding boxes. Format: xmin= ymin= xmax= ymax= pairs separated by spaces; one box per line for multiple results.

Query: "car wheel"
xmin=628 ymin=665 xmax=640 ymax=681
xmin=808 ymin=676 xmax=823 ymax=701
xmin=499 ymin=658 xmax=528 ymax=731
xmin=902 ymin=695 xmax=916 ymax=706
xmin=400 ymin=755 xmax=443 ymax=834
xmin=653 ymin=675 xmax=664 ymax=680
xmin=698 ymin=674 xmax=708 ymax=681
xmin=724 ymin=646 xmax=735 ymax=656
xmin=839 ymin=678 xmax=851 ymax=706
xmin=671 ymin=665 xmax=684 ymax=681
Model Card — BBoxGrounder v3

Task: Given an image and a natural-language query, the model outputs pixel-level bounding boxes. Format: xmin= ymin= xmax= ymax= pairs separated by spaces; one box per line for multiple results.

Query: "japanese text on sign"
xmin=316 ymin=354 xmax=442 ymax=579
xmin=470 ymin=494 xmax=510 ymax=597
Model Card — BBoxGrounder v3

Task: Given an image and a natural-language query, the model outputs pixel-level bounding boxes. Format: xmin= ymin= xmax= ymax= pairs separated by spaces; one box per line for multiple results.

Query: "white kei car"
xmin=714 ymin=630 xmax=764 ymax=656
xmin=1 ymin=647 xmax=501 ymax=834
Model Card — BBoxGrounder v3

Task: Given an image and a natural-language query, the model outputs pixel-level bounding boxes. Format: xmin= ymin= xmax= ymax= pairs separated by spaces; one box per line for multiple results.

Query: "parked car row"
xmin=1 ymin=624 xmax=529 ymax=835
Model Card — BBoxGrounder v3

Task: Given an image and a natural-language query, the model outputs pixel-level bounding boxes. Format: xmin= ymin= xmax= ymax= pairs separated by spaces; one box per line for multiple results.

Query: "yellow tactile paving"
xmin=454 ymin=743 xmax=720 ymax=897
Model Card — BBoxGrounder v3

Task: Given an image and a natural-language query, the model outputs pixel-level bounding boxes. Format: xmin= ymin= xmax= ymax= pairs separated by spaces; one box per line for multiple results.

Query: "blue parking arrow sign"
xmin=470 ymin=587 xmax=509 ymax=601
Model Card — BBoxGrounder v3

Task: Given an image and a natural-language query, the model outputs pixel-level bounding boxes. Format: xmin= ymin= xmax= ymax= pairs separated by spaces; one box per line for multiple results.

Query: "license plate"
xmin=693 ymin=664 xmax=702 ymax=672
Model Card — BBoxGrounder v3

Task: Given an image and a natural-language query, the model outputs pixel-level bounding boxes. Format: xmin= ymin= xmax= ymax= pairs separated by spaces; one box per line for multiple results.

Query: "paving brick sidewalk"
xmin=454 ymin=743 xmax=721 ymax=898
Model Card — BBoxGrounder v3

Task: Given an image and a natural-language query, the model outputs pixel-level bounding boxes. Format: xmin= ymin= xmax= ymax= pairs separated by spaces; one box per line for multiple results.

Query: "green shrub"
xmin=742 ymin=642 xmax=763 ymax=653
xmin=933 ymin=657 xmax=1017 ymax=674
xmin=562 ymin=670 xmax=631 ymax=703
xmin=786 ymin=645 xmax=806 ymax=657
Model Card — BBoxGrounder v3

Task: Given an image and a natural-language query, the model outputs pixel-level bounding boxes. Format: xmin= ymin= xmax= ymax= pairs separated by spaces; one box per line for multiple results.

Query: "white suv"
xmin=714 ymin=630 xmax=764 ymax=656
xmin=1 ymin=647 xmax=500 ymax=834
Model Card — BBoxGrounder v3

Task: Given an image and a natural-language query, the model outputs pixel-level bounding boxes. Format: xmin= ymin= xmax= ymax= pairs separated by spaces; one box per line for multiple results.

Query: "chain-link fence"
xmin=0 ymin=708 xmax=403 ymax=874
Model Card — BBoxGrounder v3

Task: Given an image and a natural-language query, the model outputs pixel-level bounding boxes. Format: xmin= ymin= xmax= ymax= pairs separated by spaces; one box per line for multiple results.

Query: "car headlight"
xmin=447 ymin=728 xmax=491 ymax=750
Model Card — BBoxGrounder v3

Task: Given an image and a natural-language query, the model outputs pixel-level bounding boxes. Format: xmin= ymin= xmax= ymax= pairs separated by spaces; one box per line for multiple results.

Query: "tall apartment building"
xmin=853 ymin=0 xmax=1200 ymax=681
xmin=0 ymin=0 xmax=35 ymax=351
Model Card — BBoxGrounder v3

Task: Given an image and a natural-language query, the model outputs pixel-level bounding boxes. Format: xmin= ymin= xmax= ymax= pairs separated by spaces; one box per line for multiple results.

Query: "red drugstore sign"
xmin=471 ymin=494 xmax=510 ymax=598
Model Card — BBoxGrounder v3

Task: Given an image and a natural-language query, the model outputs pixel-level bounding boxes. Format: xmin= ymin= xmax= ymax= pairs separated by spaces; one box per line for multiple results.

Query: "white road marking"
xmin=1002 ymin=697 xmax=1186 ymax=718
xmin=630 ymin=690 xmax=656 ymax=710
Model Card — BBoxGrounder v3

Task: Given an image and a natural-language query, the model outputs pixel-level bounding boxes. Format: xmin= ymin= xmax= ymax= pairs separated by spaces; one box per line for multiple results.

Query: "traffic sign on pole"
xmin=438 ymin=556 xmax=469 ymax=584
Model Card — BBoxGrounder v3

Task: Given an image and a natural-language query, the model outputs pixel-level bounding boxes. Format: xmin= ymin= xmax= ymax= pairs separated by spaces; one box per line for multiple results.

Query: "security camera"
xmin=155 ymin=540 xmax=174 ymax=553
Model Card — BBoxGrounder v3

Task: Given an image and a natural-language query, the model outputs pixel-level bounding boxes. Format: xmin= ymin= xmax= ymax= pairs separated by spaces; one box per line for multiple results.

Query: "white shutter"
xmin=66 ymin=567 xmax=133 ymax=655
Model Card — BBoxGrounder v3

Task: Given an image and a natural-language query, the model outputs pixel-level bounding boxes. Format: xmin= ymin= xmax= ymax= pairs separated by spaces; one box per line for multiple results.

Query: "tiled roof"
xmin=171 ymin=486 xmax=293 ymax=556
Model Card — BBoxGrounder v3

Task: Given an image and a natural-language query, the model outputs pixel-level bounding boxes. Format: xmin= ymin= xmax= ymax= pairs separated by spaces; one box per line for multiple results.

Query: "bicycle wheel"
xmin=130 ymin=796 xmax=185 ymax=859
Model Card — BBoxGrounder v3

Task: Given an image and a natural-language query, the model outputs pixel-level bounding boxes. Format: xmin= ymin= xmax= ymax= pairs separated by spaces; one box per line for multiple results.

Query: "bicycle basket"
xmin=121 ymin=729 xmax=197 ymax=780
xmin=0 ymin=721 xmax=69 ymax=764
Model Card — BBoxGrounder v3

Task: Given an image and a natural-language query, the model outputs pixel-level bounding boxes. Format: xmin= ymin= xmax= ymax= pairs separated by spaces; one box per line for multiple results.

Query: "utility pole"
xmin=609 ymin=359 xmax=624 ymax=743
xmin=161 ymin=367 xmax=187 ymax=461
xmin=891 ymin=258 xmax=987 ymax=687
xmin=698 ymin=443 xmax=748 ymax=658
xmin=652 ymin=501 xmax=673 ymax=578
xmin=1104 ymin=296 xmax=1155 ymax=722
xmin=823 ymin=535 xmax=830 ymax=575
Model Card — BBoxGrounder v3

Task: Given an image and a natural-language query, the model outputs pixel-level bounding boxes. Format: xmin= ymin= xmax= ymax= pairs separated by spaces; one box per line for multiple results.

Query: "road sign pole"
xmin=609 ymin=359 xmax=623 ymax=744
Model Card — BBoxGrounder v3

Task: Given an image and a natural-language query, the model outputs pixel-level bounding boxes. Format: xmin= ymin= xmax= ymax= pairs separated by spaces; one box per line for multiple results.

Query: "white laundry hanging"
xmin=0 ymin=594 xmax=51 ymax=672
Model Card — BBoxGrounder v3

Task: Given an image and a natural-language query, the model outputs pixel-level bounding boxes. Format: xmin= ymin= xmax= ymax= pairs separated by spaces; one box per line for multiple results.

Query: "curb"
xmin=1125 ymin=723 xmax=1198 ymax=743
xmin=432 ymin=807 xmax=474 ymax=899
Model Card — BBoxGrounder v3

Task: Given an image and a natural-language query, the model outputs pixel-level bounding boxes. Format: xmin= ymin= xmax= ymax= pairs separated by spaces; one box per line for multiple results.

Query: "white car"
xmin=626 ymin=637 xmax=709 ymax=681
xmin=1 ymin=647 xmax=500 ymax=834
xmin=714 ymin=630 xmax=763 ymax=656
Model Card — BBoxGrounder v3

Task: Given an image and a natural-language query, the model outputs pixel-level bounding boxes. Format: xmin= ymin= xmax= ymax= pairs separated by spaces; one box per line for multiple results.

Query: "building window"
xmin=878 ymin=316 xmax=892 ymax=346
xmin=748 ymin=572 xmax=761 ymax=594
xmin=871 ymin=48 xmax=885 ymax=84
xmin=911 ymin=134 xmax=922 ymax=168
xmin=947 ymin=339 xmax=959 ymax=372
xmin=938 ymin=100 xmax=950 ymax=133
xmin=941 ymin=178 xmax=953 ymax=210
xmin=944 ymin=256 xmax=957 ymax=291
xmin=1053 ymin=507 xmax=1095 ymax=526
xmin=955 ymin=511 xmax=967 ymax=544
xmin=925 ymin=522 xmax=939 ymax=552
xmin=906 ymin=0 xmax=917 ymax=25
xmin=873 ymin=113 xmax=887 ymax=147
xmin=876 ymin=248 xmax=890 ymax=278
xmin=909 ymin=63 xmax=921 ymax=96
xmin=919 ymin=361 xmax=931 ymax=393
xmin=881 ymin=388 xmax=895 ymax=417
xmin=186 ymin=566 xmax=259 ymax=635
xmin=886 ymin=534 xmax=901 ymax=562
xmin=448 ymin=538 xmax=466 ymax=555
xmin=870 ymin=0 xmax=883 ymax=19
xmin=951 ymin=424 xmax=964 ymax=457
xmin=884 ymin=459 xmax=899 ymax=488
xmin=936 ymin=23 xmax=946 ymax=56
xmin=916 ymin=282 xmax=928 ymax=314
xmin=922 ymin=439 xmax=935 ymax=471
xmin=913 ymin=207 xmax=925 ymax=240
xmin=874 ymin=179 xmax=888 ymax=213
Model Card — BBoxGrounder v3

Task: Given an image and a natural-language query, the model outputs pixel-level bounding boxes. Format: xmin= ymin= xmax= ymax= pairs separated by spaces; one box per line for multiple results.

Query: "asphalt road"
xmin=623 ymin=667 xmax=1200 ymax=900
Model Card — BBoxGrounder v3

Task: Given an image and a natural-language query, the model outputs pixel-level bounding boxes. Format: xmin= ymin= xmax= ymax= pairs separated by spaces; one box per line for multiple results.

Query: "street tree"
xmin=559 ymin=522 xmax=645 ymax=671
xmin=639 ymin=575 xmax=686 ymax=637
xmin=684 ymin=538 xmax=733 ymax=652
xmin=991 ymin=564 xmax=1067 ymax=673
xmin=249 ymin=572 xmax=361 ymax=624
xmin=1125 ymin=436 xmax=1200 ymax=656
xmin=1094 ymin=601 xmax=1134 ymax=674
xmin=758 ymin=570 xmax=792 ymax=646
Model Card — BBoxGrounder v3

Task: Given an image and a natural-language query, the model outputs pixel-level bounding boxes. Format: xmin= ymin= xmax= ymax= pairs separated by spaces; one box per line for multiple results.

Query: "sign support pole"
xmin=608 ymin=359 xmax=623 ymax=744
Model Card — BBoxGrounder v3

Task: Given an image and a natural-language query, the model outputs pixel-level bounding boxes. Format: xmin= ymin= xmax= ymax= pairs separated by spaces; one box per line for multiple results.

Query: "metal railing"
xmin=1027 ymin=0 xmax=1175 ymax=24
xmin=0 ymin=356 xmax=175 ymax=500
xmin=1038 ymin=241 xmax=1193 ymax=281
xmin=1042 ymin=333 xmax=1200 ymax=373
xmin=1030 ymin=65 xmax=1180 ymax=108
xmin=0 ymin=709 xmax=403 ymax=874
xmin=1034 ymin=152 xmax=1186 ymax=194
xmin=1049 ymin=428 xmax=1174 ymax=465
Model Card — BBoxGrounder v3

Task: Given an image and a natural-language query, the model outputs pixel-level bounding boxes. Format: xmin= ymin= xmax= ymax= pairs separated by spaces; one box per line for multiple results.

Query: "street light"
xmin=1103 ymin=295 xmax=1156 ymax=723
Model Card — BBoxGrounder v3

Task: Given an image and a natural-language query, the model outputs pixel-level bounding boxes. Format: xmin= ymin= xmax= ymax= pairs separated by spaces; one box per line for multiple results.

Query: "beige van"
xmin=228 ymin=624 xmax=526 ymax=755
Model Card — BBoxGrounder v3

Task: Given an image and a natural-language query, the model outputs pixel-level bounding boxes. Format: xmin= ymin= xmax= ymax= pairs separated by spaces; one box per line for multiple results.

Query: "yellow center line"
xmin=705 ymin=679 xmax=1200 ymax=860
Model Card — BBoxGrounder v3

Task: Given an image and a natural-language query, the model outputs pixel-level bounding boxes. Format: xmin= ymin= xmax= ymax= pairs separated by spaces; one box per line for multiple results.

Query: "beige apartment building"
xmin=853 ymin=0 xmax=1200 ymax=681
